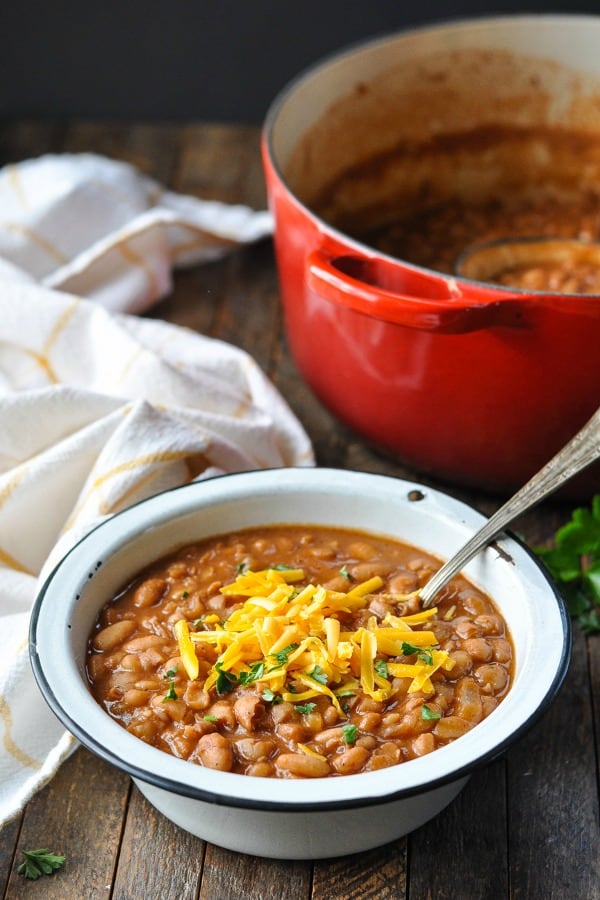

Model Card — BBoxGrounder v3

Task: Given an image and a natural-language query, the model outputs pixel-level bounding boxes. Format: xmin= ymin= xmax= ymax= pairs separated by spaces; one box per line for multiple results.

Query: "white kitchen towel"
xmin=0 ymin=151 xmax=274 ymax=312
xmin=0 ymin=154 xmax=314 ymax=827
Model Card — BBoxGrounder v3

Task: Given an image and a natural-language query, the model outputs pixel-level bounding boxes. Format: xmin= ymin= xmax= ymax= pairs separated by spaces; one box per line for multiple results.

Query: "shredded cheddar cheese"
xmin=175 ymin=567 xmax=454 ymax=703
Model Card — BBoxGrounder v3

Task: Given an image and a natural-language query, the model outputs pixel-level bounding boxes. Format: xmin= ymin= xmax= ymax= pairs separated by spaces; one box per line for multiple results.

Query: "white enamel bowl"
xmin=30 ymin=468 xmax=570 ymax=859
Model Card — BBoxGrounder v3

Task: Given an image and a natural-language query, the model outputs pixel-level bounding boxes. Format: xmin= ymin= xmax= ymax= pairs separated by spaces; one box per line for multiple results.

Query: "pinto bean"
xmin=233 ymin=694 xmax=265 ymax=732
xmin=350 ymin=561 xmax=392 ymax=581
xmin=454 ymin=677 xmax=483 ymax=724
xmin=245 ymin=761 xmax=275 ymax=777
xmin=132 ymin=577 xmax=167 ymax=608
xmin=183 ymin=682 xmax=211 ymax=711
xmin=411 ymin=732 xmax=436 ymax=757
xmin=332 ymin=745 xmax=370 ymax=774
xmin=474 ymin=614 xmax=504 ymax=636
xmin=434 ymin=716 xmax=473 ymax=740
xmin=195 ymin=733 xmax=234 ymax=771
xmin=445 ymin=650 xmax=473 ymax=678
xmin=474 ymin=663 xmax=510 ymax=695
xmin=357 ymin=711 xmax=382 ymax=732
xmin=366 ymin=742 xmax=402 ymax=770
xmin=235 ymin=738 xmax=276 ymax=761
xmin=93 ymin=620 xmax=137 ymax=652
xmin=461 ymin=638 xmax=493 ymax=662
xmin=122 ymin=689 xmax=152 ymax=708
xmin=270 ymin=702 xmax=298 ymax=725
xmin=276 ymin=722 xmax=309 ymax=744
xmin=207 ymin=701 xmax=236 ymax=730
xmin=388 ymin=571 xmax=419 ymax=594
xmin=491 ymin=638 xmax=512 ymax=663
xmin=275 ymin=752 xmax=331 ymax=778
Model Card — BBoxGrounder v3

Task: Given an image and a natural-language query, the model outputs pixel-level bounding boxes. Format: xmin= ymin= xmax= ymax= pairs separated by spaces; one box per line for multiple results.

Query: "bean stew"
xmin=87 ymin=526 xmax=514 ymax=778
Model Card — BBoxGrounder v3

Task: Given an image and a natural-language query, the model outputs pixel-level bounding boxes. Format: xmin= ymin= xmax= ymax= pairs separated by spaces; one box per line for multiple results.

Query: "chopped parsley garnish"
xmin=401 ymin=642 xmax=433 ymax=665
xmin=238 ymin=661 xmax=265 ymax=684
xmin=295 ymin=702 xmax=317 ymax=715
xmin=215 ymin=663 xmax=238 ymax=695
xmin=374 ymin=659 xmax=388 ymax=678
xmin=342 ymin=723 xmax=358 ymax=745
xmin=270 ymin=643 xmax=299 ymax=668
xmin=203 ymin=715 xmax=218 ymax=723
xmin=308 ymin=665 xmax=328 ymax=685
xmin=17 ymin=848 xmax=65 ymax=880
xmin=164 ymin=667 xmax=178 ymax=679
xmin=236 ymin=561 xmax=248 ymax=574
xmin=262 ymin=688 xmax=282 ymax=704
xmin=163 ymin=680 xmax=177 ymax=701
xmin=339 ymin=565 xmax=354 ymax=581
xmin=535 ymin=494 xmax=600 ymax=633
xmin=421 ymin=704 xmax=441 ymax=721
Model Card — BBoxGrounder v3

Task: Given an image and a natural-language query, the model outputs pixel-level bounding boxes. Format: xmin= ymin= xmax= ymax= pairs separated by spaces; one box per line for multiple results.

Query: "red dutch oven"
xmin=262 ymin=15 xmax=600 ymax=495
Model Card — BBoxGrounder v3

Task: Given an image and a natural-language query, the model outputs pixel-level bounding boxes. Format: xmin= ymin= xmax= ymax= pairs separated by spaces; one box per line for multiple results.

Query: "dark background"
xmin=2 ymin=1 xmax=600 ymax=125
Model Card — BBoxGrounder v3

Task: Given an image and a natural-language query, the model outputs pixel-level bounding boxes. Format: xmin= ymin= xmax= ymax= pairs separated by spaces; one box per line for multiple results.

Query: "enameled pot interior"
xmin=30 ymin=469 xmax=570 ymax=811
xmin=267 ymin=15 xmax=600 ymax=276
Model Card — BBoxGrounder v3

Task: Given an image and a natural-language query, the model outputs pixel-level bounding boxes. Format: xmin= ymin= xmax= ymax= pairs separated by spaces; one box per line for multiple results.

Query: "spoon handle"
xmin=419 ymin=406 xmax=600 ymax=607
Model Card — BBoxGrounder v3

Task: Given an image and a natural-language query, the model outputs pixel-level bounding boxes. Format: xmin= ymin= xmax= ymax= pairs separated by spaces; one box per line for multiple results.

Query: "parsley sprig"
xmin=401 ymin=641 xmax=433 ymax=665
xmin=536 ymin=495 xmax=600 ymax=634
xmin=17 ymin=848 xmax=65 ymax=880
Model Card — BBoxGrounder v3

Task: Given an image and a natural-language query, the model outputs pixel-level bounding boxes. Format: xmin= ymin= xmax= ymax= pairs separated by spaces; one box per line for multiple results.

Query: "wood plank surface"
xmin=0 ymin=119 xmax=598 ymax=900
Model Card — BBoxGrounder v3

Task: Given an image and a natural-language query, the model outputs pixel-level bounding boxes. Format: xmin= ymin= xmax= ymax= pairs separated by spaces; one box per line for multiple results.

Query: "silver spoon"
xmin=419 ymin=406 xmax=600 ymax=607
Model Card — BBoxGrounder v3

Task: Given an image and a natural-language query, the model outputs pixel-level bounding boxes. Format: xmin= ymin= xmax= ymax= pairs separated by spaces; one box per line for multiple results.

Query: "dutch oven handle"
xmin=306 ymin=249 xmax=529 ymax=333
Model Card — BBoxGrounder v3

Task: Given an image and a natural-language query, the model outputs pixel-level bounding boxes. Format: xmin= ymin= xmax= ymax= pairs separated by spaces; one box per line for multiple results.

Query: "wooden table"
xmin=0 ymin=120 xmax=598 ymax=900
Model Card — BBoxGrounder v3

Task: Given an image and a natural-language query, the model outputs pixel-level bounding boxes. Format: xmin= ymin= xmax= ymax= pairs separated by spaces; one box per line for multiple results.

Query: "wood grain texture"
xmin=111 ymin=786 xmax=205 ymax=900
xmin=198 ymin=844 xmax=312 ymax=900
xmin=312 ymin=841 xmax=407 ymax=900
xmin=0 ymin=119 xmax=596 ymax=900
xmin=4 ymin=748 xmax=130 ymax=899
xmin=409 ymin=760 xmax=508 ymax=899
xmin=507 ymin=626 xmax=600 ymax=900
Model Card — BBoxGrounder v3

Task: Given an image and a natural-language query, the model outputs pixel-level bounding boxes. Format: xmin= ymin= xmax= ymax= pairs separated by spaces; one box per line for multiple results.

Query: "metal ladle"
xmin=419 ymin=406 xmax=600 ymax=607
xmin=456 ymin=236 xmax=600 ymax=291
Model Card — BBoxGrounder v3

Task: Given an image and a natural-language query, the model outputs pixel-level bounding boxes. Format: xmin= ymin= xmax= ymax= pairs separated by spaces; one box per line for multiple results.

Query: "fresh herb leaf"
xmin=295 ymin=702 xmax=317 ymax=714
xmin=238 ymin=661 xmax=265 ymax=684
xmin=421 ymin=704 xmax=441 ymax=721
xmin=401 ymin=641 xmax=433 ymax=665
xmin=163 ymin=680 xmax=177 ymax=701
xmin=274 ymin=564 xmax=296 ymax=571
xmin=164 ymin=667 xmax=178 ymax=679
xmin=215 ymin=662 xmax=238 ymax=695
xmin=374 ymin=659 xmax=388 ymax=678
xmin=339 ymin=565 xmax=354 ymax=581
xmin=342 ymin=723 xmax=358 ymax=745
xmin=203 ymin=715 xmax=218 ymax=723
xmin=536 ymin=495 xmax=600 ymax=634
xmin=17 ymin=849 xmax=65 ymax=880
xmin=236 ymin=561 xmax=248 ymax=574
xmin=182 ymin=590 xmax=189 ymax=599
xmin=262 ymin=688 xmax=282 ymax=704
xmin=308 ymin=665 xmax=328 ymax=685
xmin=270 ymin=643 xmax=299 ymax=668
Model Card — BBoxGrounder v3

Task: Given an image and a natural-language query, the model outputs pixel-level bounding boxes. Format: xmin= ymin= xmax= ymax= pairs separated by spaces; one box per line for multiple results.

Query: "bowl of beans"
xmin=262 ymin=14 xmax=600 ymax=496
xmin=30 ymin=467 xmax=570 ymax=859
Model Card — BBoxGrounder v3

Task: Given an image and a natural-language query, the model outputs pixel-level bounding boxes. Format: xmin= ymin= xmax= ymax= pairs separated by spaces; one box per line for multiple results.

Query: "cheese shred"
xmin=175 ymin=567 xmax=453 ymax=703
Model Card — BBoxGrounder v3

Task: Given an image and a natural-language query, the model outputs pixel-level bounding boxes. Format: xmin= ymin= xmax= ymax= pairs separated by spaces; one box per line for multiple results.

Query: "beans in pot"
xmin=362 ymin=190 xmax=600 ymax=293
xmin=87 ymin=526 xmax=513 ymax=778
